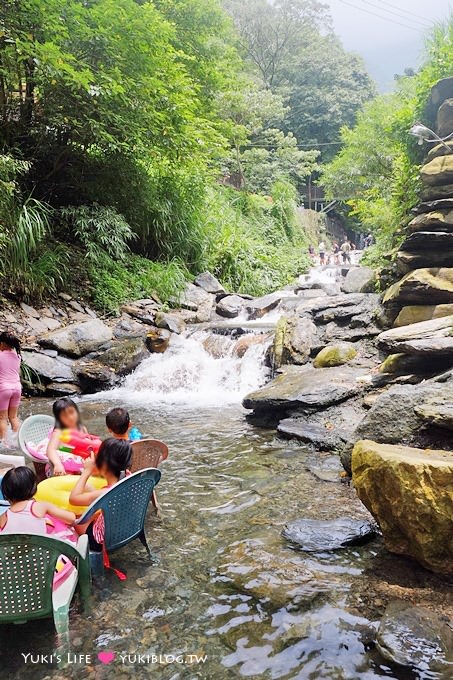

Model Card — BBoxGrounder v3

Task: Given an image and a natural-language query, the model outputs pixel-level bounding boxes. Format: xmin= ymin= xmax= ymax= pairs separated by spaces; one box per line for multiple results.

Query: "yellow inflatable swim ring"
xmin=35 ymin=475 xmax=107 ymax=514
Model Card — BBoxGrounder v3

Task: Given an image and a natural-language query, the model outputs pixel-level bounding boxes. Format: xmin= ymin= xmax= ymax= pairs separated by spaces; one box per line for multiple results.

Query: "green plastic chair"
xmin=18 ymin=414 xmax=55 ymax=480
xmin=0 ymin=534 xmax=90 ymax=635
xmin=75 ymin=468 xmax=161 ymax=562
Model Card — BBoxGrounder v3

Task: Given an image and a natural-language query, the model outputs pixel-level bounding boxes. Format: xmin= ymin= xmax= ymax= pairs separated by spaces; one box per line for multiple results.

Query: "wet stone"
xmin=282 ymin=517 xmax=377 ymax=552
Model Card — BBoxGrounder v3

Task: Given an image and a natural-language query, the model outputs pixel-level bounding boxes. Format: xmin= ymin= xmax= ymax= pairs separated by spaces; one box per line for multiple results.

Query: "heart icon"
xmin=97 ymin=651 xmax=116 ymax=665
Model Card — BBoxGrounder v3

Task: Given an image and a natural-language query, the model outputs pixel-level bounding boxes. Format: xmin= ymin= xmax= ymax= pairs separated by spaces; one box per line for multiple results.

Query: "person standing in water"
xmin=318 ymin=241 xmax=326 ymax=265
xmin=0 ymin=331 xmax=22 ymax=445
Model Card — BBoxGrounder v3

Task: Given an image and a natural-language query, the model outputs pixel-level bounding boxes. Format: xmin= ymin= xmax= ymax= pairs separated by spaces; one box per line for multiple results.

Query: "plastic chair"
xmin=130 ymin=439 xmax=168 ymax=511
xmin=0 ymin=533 xmax=90 ymax=635
xmin=18 ymin=414 xmax=54 ymax=481
xmin=75 ymin=468 xmax=161 ymax=565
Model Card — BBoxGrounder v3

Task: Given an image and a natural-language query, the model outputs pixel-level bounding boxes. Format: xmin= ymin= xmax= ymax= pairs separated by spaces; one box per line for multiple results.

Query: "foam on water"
xmin=106 ymin=331 xmax=270 ymax=408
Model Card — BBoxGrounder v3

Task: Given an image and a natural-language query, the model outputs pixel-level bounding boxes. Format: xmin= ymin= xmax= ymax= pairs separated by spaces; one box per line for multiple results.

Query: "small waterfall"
xmin=107 ymin=330 xmax=271 ymax=407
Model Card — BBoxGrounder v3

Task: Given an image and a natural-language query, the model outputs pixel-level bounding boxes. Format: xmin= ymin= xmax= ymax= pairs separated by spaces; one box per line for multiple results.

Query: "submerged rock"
xmin=39 ymin=319 xmax=113 ymax=357
xmin=377 ymin=601 xmax=453 ymax=671
xmin=278 ymin=419 xmax=348 ymax=450
xmin=243 ymin=365 xmax=366 ymax=413
xmin=282 ymin=517 xmax=376 ymax=552
xmin=352 ymin=440 xmax=453 ymax=574
xmin=313 ymin=342 xmax=357 ymax=368
xmin=218 ymin=538 xmax=314 ymax=609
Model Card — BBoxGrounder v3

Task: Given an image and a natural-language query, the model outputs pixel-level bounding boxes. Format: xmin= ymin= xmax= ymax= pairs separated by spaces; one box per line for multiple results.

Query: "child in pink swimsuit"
xmin=0 ymin=331 xmax=22 ymax=444
xmin=0 ymin=466 xmax=76 ymax=534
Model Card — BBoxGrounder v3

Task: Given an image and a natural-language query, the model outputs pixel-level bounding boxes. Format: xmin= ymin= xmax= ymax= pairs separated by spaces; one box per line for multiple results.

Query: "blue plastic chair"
xmin=75 ymin=469 xmax=161 ymax=565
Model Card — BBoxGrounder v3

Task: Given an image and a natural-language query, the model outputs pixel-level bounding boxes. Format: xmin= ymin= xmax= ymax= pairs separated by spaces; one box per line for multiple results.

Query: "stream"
xmin=1 ymin=270 xmax=451 ymax=680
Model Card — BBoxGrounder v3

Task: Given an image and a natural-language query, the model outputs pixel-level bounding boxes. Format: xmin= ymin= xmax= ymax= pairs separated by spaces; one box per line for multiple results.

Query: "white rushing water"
xmin=107 ymin=331 xmax=270 ymax=408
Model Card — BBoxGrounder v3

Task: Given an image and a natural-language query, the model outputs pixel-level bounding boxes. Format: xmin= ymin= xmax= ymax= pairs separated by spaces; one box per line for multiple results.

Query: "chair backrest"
xmin=0 ymin=534 xmax=80 ymax=623
xmin=76 ymin=469 xmax=161 ymax=552
xmin=130 ymin=439 xmax=169 ymax=473
xmin=18 ymin=415 xmax=54 ymax=456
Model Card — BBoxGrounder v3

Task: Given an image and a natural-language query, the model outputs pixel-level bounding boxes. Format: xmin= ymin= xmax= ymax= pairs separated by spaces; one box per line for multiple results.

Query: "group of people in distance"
xmin=308 ymin=237 xmax=353 ymax=266
xmin=0 ymin=393 xmax=139 ymax=555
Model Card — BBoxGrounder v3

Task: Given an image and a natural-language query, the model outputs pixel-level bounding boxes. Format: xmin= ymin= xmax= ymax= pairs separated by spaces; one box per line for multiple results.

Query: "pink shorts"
xmin=0 ymin=388 xmax=21 ymax=411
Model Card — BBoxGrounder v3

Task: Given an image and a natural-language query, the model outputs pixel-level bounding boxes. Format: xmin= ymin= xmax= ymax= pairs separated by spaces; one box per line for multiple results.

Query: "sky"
xmin=326 ymin=0 xmax=452 ymax=90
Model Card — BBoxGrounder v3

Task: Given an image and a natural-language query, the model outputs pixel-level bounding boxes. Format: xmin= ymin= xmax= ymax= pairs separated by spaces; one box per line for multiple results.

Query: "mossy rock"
xmin=313 ymin=342 xmax=357 ymax=368
xmin=421 ymin=155 xmax=453 ymax=187
xmin=394 ymin=304 xmax=453 ymax=328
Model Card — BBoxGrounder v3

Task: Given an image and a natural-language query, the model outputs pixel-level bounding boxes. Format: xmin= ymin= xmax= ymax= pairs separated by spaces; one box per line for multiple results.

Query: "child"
xmin=47 ymin=398 xmax=87 ymax=476
xmin=0 ymin=331 xmax=22 ymax=444
xmin=106 ymin=407 xmax=131 ymax=440
xmin=0 ymin=466 xmax=75 ymax=533
xmin=70 ymin=439 xmax=131 ymax=551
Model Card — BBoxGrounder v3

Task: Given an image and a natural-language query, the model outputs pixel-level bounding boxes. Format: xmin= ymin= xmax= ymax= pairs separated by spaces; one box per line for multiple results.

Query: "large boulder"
xmin=96 ymin=337 xmax=149 ymax=376
xmin=407 ymin=209 xmax=453 ymax=232
xmin=377 ymin=315 xmax=453 ymax=354
xmin=393 ymin=304 xmax=453 ymax=327
xmin=437 ymin=97 xmax=453 ymax=137
xmin=313 ymin=342 xmax=357 ymax=368
xmin=395 ymin=250 xmax=453 ymax=272
xmin=341 ymin=267 xmax=376 ymax=293
xmin=21 ymin=350 xmax=74 ymax=383
xmin=194 ymin=271 xmax=225 ymax=295
xmin=421 ymin=184 xmax=453 ymax=201
xmin=352 ymin=440 xmax=453 ymax=574
xmin=179 ymin=283 xmax=214 ymax=321
xmin=383 ymin=268 xmax=453 ymax=306
xmin=400 ymin=231 xmax=453 ymax=252
xmin=420 ymin=155 xmax=453 ymax=187
xmin=341 ymin=380 xmax=453 ymax=472
xmin=414 ymin=396 xmax=453 ymax=431
xmin=243 ymin=365 xmax=366 ymax=413
xmin=271 ymin=315 xmax=316 ymax=367
xmin=309 ymin=294 xmax=379 ymax=324
xmin=425 ymin=76 xmax=453 ymax=122
xmin=39 ymin=319 xmax=113 ymax=357
xmin=377 ymin=601 xmax=453 ymax=672
xmin=216 ymin=294 xmax=246 ymax=319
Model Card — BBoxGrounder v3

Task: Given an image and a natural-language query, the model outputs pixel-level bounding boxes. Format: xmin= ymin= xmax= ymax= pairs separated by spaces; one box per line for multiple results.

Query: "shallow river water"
xmin=1 ymin=325 xmax=451 ymax=680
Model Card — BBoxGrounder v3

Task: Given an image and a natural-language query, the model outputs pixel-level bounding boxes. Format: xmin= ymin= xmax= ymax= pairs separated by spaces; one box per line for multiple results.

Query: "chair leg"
xmin=138 ymin=529 xmax=158 ymax=563
xmin=53 ymin=603 xmax=70 ymax=637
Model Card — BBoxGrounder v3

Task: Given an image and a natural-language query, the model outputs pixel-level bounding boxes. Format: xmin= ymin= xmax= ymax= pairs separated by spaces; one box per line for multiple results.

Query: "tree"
xmin=224 ymin=0 xmax=375 ymax=156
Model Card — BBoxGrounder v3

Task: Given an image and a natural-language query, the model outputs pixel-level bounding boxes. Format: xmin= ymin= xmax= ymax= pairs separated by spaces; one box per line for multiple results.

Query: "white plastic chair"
xmin=18 ymin=414 xmax=54 ymax=480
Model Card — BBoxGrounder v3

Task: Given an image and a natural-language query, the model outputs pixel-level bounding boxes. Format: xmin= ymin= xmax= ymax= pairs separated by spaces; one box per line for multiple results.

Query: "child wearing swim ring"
xmin=47 ymin=397 xmax=87 ymax=476
xmin=70 ymin=439 xmax=131 ymax=550
xmin=0 ymin=466 xmax=76 ymax=534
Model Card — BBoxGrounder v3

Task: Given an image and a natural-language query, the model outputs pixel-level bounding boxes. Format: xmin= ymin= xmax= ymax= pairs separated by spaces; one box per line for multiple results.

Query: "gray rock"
xmin=311 ymin=294 xmax=379 ymax=325
xmin=282 ymin=517 xmax=376 ymax=552
xmin=437 ymin=97 xmax=453 ymax=137
xmin=25 ymin=317 xmax=49 ymax=334
xmin=396 ymin=250 xmax=453 ymax=272
xmin=278 ymin=419 xmax=348 ymax=449
xmin=74 ymin=360 xmax=116 ymax=393
xmin=179 ymin=283 xmax=213 ymax=312
xmin=45 ymin=382 xmax=81 ymax=397
xmin=341 ymin=267 xmax=376 ymax=294
xmin=216 ymin=294 xmax=246 ymax=319
xmin=394 ymin=337 xmax=453 ymax=356
xmin=341 ymin=381 xmax=453 ymax=472
xmin=323 ymin=322 xmax=381 ymax=343
xmin=401 ymin=231 xmax=453 ymax=251
xmin=377 ymin=601 xmax=453 ymax=671
xmin=246 ymin=292 xmax=283 ymax=320
xmin=20 ymin=302 xmax=40 ymax=318
xmin=194 ymin=271 xmax=225 ymax=294
xmin=67 ymin=300 xmax=85 ymax=313
xmin=271 ymin=316 xmax=316 ymax=367
xmin=59 ymin=292 xmax=72 ymax=302
xmin=243 ymin=365 xmax=366 ymax=412
xmin=38 ymin=319 xmax=113 ymax=357
xmin=113 ymin=317 xmax=147 ymax=339
xmin=408 ymin=208 xmax=453 ymax=230
xmin=21 ymin=351 xmax=74 ymax=382
xmin=377 ymin=315 xmax=453 ymax=353
xmin=119 ymin=304 xmax=156 ymax=325
xmin=95 ymin=337 xmax=149 ymax=376
xmin=155 ymin=311 xmax=185 ymax=334
xmin=414 ymin=399 xmax=453 ymax=431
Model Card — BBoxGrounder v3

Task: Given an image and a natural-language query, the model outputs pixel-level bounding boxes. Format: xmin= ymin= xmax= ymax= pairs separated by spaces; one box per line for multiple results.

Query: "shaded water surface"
xmin=1 ymin=399 xmax=451 ymax=680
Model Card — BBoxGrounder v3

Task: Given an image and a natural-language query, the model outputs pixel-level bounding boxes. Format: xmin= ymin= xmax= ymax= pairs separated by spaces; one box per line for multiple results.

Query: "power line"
xmin=242 ymin=141 xmax=343 ymax=148
xmin=360 ymin=0 xmax=432 ymax=29
xmin=376 ymin=0 xmax=434 ymax=25
xmin=338 ymin=0 xmax=424 ymax=33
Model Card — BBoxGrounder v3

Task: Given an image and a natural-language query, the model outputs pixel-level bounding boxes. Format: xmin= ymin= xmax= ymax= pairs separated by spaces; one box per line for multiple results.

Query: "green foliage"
xmin=60 ymin=205 xmax=134 ymax=262
xmin=88 ymin=254 xmax=189 ymax=315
